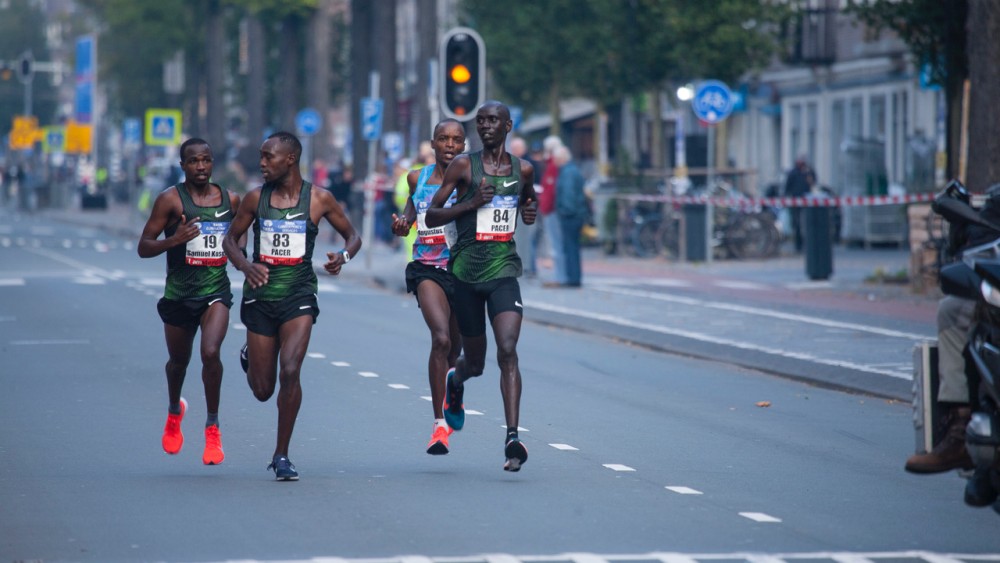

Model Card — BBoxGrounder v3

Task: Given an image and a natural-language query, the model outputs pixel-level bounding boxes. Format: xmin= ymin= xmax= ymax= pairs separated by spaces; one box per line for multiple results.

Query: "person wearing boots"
xmin=904 ymin=186 xmax=1000 ymax=473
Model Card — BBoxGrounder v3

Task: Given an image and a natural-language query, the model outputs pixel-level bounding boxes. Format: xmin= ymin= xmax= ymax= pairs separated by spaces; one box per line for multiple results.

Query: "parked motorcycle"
xmin=932 ymin=179 xmax=1000 ymax=513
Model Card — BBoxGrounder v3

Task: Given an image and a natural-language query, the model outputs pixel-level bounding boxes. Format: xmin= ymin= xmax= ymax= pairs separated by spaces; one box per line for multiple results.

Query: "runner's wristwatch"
xmin=341 ymin=250 xmax=351 ymax=264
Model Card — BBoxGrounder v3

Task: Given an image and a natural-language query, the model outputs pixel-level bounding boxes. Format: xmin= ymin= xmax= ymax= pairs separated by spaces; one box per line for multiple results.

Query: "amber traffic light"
xmin=440 ymin=28 xmax=485 ymax=121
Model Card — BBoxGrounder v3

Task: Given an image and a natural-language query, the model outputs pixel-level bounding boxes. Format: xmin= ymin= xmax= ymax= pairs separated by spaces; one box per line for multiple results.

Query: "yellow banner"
xmin=65 ymin=121 xmax=93 ymax=154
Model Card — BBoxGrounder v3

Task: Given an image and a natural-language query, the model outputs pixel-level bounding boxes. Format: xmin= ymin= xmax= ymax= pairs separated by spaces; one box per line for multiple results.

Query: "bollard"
xmin=683 ymin=203 xmax=708 ymax=262
xmin=804 ymin=201 xmax=833 ymax=280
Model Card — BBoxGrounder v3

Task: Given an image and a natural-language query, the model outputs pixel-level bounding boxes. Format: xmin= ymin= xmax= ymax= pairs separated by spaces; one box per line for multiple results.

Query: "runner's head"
xmin=179 ymin=138 xmax=213 ymax=188
xmin=260 ymin=131 xmax=302 ymax=184
xmin=431 ymin=119 xmax=466 ymax=168
xmin=475 ymin=101 xmax=511 ymax=150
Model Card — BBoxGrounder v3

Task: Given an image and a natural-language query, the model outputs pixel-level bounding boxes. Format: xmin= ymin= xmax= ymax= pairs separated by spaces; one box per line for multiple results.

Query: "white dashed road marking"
xmin=331 ymin=361 xmax=350 ymax=367
xmin=665 ymin=486 xmax=703 ymax=495
xmin=388 ymin=383 xmax=410 ymax=390
xmin=739 ymin=512 xmax=782 ymax=523
xmin=358 ymin=371 xmax=379 ymax=378
xmin=603 ymin=464 xmax=636 ymax=472
xmin=549 ymin=443 xmax=579 ymax=451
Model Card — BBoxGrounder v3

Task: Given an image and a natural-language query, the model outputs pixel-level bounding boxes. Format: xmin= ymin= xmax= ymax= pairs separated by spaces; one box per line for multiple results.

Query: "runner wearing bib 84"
xmin=424 ymin=102 xmax=538 ymax=472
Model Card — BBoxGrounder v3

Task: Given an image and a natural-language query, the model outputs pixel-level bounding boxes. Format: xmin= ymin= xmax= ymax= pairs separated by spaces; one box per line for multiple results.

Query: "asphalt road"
xmin=1 ymin=211 xmax=995 ymax=563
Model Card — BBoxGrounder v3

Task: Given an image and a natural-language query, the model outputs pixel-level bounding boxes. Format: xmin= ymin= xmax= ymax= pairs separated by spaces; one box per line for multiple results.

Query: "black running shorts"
xmin=240 ymin=294 xmax=319 ymax=337
xmin=405 ymin=261 xmax=456 ymax=307
xmin=157 ymin=293 xmax=233 ymax=331
xmin=452 ymin=277 xmax=523 ymax=337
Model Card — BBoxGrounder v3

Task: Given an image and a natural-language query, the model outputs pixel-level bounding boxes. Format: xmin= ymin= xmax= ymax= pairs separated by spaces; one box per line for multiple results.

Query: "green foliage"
xmin=0 ymin=0 xmax=57 ymax=127
xmin=460 ymin=0 xmax=785 ymax=112
xmin=845 ymin=0 xmax=968 ymax=88
xmin=76 ymin=0 xmax=198 ymax=118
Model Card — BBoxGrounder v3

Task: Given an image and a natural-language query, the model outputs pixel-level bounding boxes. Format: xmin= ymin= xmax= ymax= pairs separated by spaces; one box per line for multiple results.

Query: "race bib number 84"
xmin=475 ymin=195 xmax=518 ymax=242
xmin=186 ymin=221 xmax=229 ymax=266
xmin=260 ymin=219 xmax=307 ymax=265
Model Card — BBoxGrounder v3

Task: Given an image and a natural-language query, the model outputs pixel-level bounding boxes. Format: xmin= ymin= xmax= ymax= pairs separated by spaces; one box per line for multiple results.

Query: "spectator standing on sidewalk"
xmin=553 ymin=145 xmax=587 ymax=288
xmin=540 ymin=135 xmax=566 ymax=286
xmin=511 ymin=137 xmax=542 ymax=277
xmin=783 ymin=154 xmax=816 ymax=253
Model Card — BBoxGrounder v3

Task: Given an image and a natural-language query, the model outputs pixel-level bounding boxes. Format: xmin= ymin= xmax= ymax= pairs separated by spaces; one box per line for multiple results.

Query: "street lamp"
xmin=676 ymin=84 xmax=694 ymax=102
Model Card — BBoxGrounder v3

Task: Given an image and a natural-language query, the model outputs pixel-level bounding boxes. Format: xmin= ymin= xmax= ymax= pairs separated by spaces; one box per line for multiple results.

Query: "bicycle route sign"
xmin=692 ymin=80 xmax=734 ymax=124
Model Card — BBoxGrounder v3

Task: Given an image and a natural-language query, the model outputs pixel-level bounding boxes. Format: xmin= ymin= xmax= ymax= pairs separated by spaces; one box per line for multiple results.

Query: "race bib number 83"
xmin=260 ymin=219 xmax=307 ymax=265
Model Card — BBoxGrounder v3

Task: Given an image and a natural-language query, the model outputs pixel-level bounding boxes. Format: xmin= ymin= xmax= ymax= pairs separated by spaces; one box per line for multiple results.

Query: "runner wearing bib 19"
xmin=424 ymin=102 xmax=538 ymax=472
xmin=138 ymin=138 xmax=243 ymax=467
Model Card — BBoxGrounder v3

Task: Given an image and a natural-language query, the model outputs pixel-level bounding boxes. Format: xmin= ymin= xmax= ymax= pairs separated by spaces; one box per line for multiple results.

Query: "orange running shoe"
xmin=161 ymin=397 xmax=187 ymax=454
xmin=202 ymin=425 xmax=225 ymax=465
xmin=426 ymin=425 xmax=452 ymax=455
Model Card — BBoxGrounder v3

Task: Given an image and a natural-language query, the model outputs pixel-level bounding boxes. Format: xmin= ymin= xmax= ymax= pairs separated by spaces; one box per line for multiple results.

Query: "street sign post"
xmin=295 ymin=108 xmax=322 ymax=136
xmin=382 ymin=132 xmax=403 ymax=162
xmin=360 ymin=97 xmax=383 ymax=142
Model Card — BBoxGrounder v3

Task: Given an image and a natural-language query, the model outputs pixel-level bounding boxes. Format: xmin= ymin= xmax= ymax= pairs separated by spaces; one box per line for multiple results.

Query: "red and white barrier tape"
xmin=616 ymin=192 xmax=935 ymax=208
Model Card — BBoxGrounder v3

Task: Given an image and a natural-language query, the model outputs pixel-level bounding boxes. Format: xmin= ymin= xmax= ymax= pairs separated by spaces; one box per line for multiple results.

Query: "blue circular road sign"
xmin=692 ymin=80 xmax=734 ymax=124
xmin=295 ymin=108 xmax=322 ymax=136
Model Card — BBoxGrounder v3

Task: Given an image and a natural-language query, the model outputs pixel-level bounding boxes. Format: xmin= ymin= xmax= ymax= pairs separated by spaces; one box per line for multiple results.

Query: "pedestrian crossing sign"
xmin=144 ymin=108 xmax=182 ymax=147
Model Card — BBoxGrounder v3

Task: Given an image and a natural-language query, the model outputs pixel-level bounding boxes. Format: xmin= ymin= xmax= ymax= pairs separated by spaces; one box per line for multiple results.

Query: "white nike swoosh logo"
xmin=214 ymin=210 xmax=229 ymax=217
xmin=208 ymin=298 xmax=222 ymax=305
xmin=286 ymin=212 xmax=304 ymax=219
xmin=298 ymin=305 xmax=312 ymax=310
xmin=515 ymin=301 xmax=523 ymax=308
xmin=502 ymin=180 xmax=517 ymax=188
xmin=244 ymin=299 xmax=257 ymax=304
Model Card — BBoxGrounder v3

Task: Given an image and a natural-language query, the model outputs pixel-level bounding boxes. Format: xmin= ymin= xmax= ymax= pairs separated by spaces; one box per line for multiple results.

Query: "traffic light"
xmin=439 ymin=27 xmax=485 ymax=121
xmin=0 ymin=61 xmax=10 ymax=81
xmin=18 ymin=51 xmax=33 ymax=84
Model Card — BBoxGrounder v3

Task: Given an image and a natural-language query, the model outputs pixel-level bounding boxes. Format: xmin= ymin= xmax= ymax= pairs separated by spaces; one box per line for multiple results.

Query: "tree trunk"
xmin=279 ymin=15 xmax=302 ymax=131
xmin=351 ymin=0 xmax=372 ymax=177
xmin=374 ymin=1 xmax=397 ymax=143
xmin=307 ymin=1 xmax=332 ymax=165
xmin=548 ymin=81 xmax=562 ymax=139
xmin=239 ymin=14 xmax=266 ymax=175
xmin=416 ymin=0 xmax=437 ymax=144
xmin=965 ymin=0 xmax=1000 ymax=190
xmin=205 ymin=0 xmax=225 ymax=161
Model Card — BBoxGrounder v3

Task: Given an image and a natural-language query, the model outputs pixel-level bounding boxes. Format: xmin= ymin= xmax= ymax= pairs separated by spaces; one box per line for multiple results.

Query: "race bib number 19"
xmin=260 ymin=219 xmax=307 ymax=265
xmin=475 ymin=194 xmax=518 ymax=242
xmin=186 ymin=221 xmax=229 ymax=266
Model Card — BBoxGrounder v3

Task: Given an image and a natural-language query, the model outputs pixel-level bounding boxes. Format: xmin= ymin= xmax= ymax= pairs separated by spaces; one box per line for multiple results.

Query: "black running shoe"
xmin=240 ymin=343 xmax=249 ymax=374
xmin=267 ymin=455 xmax=299 ymax=481
xmin=504 ymin=437 xmax=528 ymax=472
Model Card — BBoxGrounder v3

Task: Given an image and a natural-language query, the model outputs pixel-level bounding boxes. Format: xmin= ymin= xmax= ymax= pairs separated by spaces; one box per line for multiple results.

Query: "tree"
xmin=846 ymin=0 xmax=968 ymax=182
xmin=965 ymin=0 xmax=1000 ymax=189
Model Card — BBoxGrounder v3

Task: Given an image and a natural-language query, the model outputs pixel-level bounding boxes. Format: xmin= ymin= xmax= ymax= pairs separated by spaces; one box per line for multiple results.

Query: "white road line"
xmin=331 ymin=361 xmax=350 ymax=367
xmin=420 ymin=396 xmax=432 ymax=401
xmin=592 ymin=286 xmax=931 ymax=340
xmin=830 ymin=555 xmax=876 ymax=563
xmin=467 ymin=409 xmax=484 ymax=416
xmin=650 ymin=553 xmax=700 ymax=563
xmin=73 ymin=276 xmax=106 ymax=285
xmin=10 ymin=339 xmax=91 ymax=345
xmin=603 ymin=464 xmax=636 ymax=472
xmin=307 ymin=352 xmax=326 ymax=359
xmin=713 ymin=280 xmax=769 ymax=291
xmin=664 ymin=486 xmax=703 ymax=495
xmin=317 ymin=282 xmax=341 ymax=293
xmin=0 ymin=278 xmax=25 ymax=286
xmin=358 ymin=371 xmax=379 ymax=378
xmin=739 ymin=512 xmax=782 ymax=523
xmin=498 ymin=425 xmax=529 ymax=432
xmin=746 ymin=556 xmax=787 ymax=563
xmin=566 ymin=554 xmax=610 ymax=563
xmin=388 ymin=383 xmax=410 ymax=390
xmin=526 ymin=300 xmax=915 ymax=380
xmin=549 ymin=443 xmax=579 ymax=451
